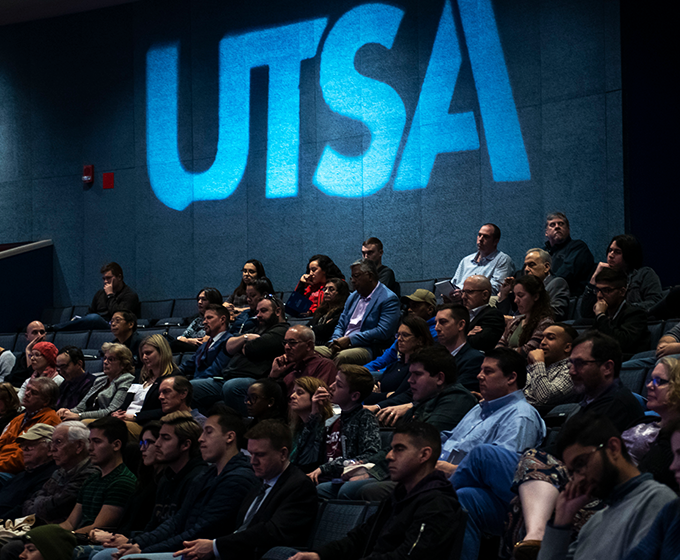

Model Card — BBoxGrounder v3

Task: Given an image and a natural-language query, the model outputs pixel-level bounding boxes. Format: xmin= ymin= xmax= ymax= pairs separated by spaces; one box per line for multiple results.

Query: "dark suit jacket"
xmin=215 ymin=463 xmax=318 ymax=560
xmin=466 ymin=305 xmax=505 ymax=353
xmin=332 ymin=283 xmax=400 ymax=357
xmin=179 ymin=333 xmax=228 ymax=380
xmin=455 ymin=343 xmax=484 ymax=392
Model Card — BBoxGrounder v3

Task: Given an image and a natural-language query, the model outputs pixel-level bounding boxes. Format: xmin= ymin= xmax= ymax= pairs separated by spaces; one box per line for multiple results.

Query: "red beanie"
xmin=33 ymin=342 xmax=58 ymax=367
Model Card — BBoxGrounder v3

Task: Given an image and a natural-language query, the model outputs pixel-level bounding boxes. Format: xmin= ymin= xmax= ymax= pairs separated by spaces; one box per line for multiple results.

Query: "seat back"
xmin=171 ymin=298 xmax=198 ymax=320
xmin=86 ymin=330 xmax=113 ymax=354
xmin=619 ymin=364 xmax=650 ymax=395
xmin=647 ymin=320 xmax=665 ymax=350
xmin=53 ymin=331 xmax=90 ymax=350
xmin=139 ymin=300 xmax=175 ymax=325
xmin=310 ymin=500 xmax=372 ymax=549
xmin=0 ymin=333 xmax=17 ymax=352
xmin=400 ymin=279 xmax=437 ymax=295
xmin=41 ymin=306 xmax=73 ymax=326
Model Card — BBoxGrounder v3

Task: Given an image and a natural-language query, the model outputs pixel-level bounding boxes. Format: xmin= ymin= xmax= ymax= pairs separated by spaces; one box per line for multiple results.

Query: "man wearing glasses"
xmin=461 ymin=275 xmax=505 ymax=353
xmin=540 ymin=413 xmax=676 ymax=560
xmin=269 ymin=325 xmax=336 ymax=395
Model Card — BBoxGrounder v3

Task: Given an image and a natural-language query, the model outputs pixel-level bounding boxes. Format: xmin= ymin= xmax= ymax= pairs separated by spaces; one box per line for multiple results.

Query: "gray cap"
xmin=17 ymin=423 xmax=55 ymax=442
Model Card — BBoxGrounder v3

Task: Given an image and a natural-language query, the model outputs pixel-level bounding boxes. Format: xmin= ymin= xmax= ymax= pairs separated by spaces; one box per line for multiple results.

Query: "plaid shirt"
xmin=524 ymin=358 xmax=575 ymax=406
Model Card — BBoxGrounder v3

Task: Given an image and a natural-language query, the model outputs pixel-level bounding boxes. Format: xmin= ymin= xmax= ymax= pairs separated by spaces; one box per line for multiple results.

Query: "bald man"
xmin=461 ymin=276 xmax=505 ymax=353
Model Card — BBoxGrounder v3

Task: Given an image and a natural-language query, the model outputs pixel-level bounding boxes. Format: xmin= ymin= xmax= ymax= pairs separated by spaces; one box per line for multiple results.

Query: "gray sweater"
xmin=538 ymin=473 xmax=676 ymax=560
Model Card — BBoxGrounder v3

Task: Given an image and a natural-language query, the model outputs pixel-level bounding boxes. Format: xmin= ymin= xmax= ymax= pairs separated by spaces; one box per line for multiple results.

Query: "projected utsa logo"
xmin=146 ymin=0 xmax=530 ymax=211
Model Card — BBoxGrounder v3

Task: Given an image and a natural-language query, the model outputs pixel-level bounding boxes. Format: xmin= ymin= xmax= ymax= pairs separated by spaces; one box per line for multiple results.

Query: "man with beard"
xmin=192 ymin=297 xmax=289 ymax=415
xmin=538 ymin=413 xmax=676 ymax=560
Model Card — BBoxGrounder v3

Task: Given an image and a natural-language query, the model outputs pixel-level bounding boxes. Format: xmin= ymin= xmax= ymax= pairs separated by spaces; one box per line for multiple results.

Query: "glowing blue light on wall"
xmin=313 ymin=4 xmax=406 ymax=197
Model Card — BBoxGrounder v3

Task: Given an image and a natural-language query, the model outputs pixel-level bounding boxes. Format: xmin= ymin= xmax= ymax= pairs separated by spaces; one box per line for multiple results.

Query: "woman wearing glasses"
xmin=226 ymin=259 xmax=266 ymax=310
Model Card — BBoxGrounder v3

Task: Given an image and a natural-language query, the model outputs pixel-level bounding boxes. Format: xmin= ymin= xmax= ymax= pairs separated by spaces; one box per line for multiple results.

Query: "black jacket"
xmin=215 ymin=463 xmax=318 ymax=560
xmin=545 ymin=237 xmax=595 ymax=296
xmin=222 ymin=321 xmax=289 ymax=380
xmin=316 ymin=469 xmax=462 ymax=560
xmin=466 ymin=305 xmax=505 ymax=354
xmin=89 ymin=283 xmax=141 ymax=321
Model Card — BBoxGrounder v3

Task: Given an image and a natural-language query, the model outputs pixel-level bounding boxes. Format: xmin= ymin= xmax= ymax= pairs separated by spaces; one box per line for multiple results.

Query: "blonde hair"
xmin=660 ymin=357 xmax=680 ymax=413
xmin=101 ymin=343 xmax=134 ymax=374
xmin=139 ymin=334 xmax=177 ymax=383
xmin=290 ymin=376 xmax=334 ymax=433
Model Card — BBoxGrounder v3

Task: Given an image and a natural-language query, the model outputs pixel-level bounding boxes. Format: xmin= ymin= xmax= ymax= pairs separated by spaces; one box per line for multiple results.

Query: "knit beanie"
xmin=23 ymin=525 xmax=76 ymax=560
xmin=32 ymin=342 xmax=58 ymax=367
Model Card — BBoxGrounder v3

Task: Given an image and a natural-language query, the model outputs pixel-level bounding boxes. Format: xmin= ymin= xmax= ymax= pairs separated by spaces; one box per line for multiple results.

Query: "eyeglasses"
xmin=567 ymin=358 xmax=602 ymax=370
xmin=567 ymin=443 xmax=604 ymax=477
xmin=283 ymin=339 xmax=303 ymax=347
xmin=648 ymin=377 xmax=670 ymax=388
xmin=103 ymin=356 xmax=119 ymax=362
xmin=592 ymin=286 xmax=620 ymax=295
xmin=245 ymin=394 xmax=262 ymax=404
xmin=139 ymin=439 xmax=156 ymax=450
xmin=395 ymin=332 xmax=413 ymax=340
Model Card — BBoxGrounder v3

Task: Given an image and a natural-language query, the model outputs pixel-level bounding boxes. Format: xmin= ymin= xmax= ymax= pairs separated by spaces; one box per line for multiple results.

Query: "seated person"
xmin=229 ymin=276 xmax=275 ymax=337
xmin=225 ymin=259 xmax=266 ymax=311
xmin=582 ymin=234 xmax=663 ymax=316
xmin=363 ymin=288 xmax=438 ymax=373
xmin=54 ymin=262 xmax=140 ymax=331
xmin=22 ymin=421 xmax=99 ymax=524
xmin=364 ymin=315 xmax=434 ymax=406
xmin=58 ymin=417 xmax=137 ymax=535
xmin=461 ymin=275 xmax=506 ymax=353
xmin=6 ymin=321 xmax=46 ymax=388
xmin=18 ymin=341 xmax=63 ymax=401
xmin=656 ymin=321 xmax=680 ymax=359
xmin=113 ymin=335 xmax=179 ymax=438
xmin=90 ymin=404 xmax=258 ymax=560
xmin=294 ymin=255 xmax=344 ymax=315
xmin=537 ymin=414 xmax=676 ymax=560
xmin=0 ymin=345 xmax=15 ymax=381
xmin=173 ymin=287 xmax=223 ymax=351
xmin=308 ymin=278 xmax=350 ymax=346
xmin=18 ymin=525 xmax=77 ymax=560
xmin=55 ymin=346 xmax=95 ymax=410
xmin=288 ymin=422 xmax=463 ymax=560
xmin=621 ymin=418 xmax=680 ymax=560
xmin=0 ymin=424 xmax=57 ymax=519
xmin=245 ymin=379 xmax=288 ymax=429
xmin=577 ymin=267 xmax=650 ymax=358
xmin=543 ymin=212 xmax=595 ymax=296
xmin=498 ymin=249 xmax=570 ymax=321
xmin=496 ymin=275 xmax=554 ymax=358
xmin=179 ymin=304 xmax=230 ymax=380
xmin=158 ymin=376 xmax=207 ymax=426
xmin=289 ymin=377 xmax=335 ymax=473
xmin=308 ymin=365 xmax=381 ymax=498
xmin=109 ymin=311 xmax=143 ymax=369
xmin=322 ymin=259 xmax=400 ymax=366
xmin=361 ymin=237 xmax=400 ymax=296
xmin=269 ymin=325 xmax=337 ymax=396
xmin=0 ymin=383 xmax=22 ymax=433
xmin=58 ymin=343 xmax=135 ymax=421
xmin=0 ymin=378 xmax=61 ymax=478
xmin=524 ymin=323 xmax=578 ymax=407
xmin=451 ymin=223 xmax=514 ymax=295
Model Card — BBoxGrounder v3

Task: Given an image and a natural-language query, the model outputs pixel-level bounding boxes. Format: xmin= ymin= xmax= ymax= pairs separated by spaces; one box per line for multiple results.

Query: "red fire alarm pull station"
xmin=82 ymin=165 xmax=94 ymax=184
xmin=103 ymin=172 xmax=114 ymax=190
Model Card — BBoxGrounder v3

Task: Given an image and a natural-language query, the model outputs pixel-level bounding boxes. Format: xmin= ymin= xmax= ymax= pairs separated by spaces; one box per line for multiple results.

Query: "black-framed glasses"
xmin=649 ymin=377 xmax=670 ymax=388
xmin=567 ymin=443 xmax=604 ymax=477
xmin=592 ymin=286 xmax=620 ymax=295
xmin=139 ymin=439 xmax=156 ymax=450
xmin=567 ymin=358 xmax=603 ymax=370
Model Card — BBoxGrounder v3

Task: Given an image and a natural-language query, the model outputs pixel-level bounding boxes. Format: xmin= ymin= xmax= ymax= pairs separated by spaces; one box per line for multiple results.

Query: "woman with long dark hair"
xmin=496 ymin=275 xmax=553 ymax=357
xmin=294 ymin=255 xmax=345 ymax=314
xmin=308 ymin=278 xmax=350 ymax=345
xmin=228 ymin=259 xmax=266 ymax=309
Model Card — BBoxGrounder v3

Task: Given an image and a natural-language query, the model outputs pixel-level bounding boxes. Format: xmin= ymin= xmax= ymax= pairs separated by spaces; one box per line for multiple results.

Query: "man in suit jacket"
xmin=461 ymin=276 xmax=505 ymax=353
xmin=435 ymin=304 xmax=484 ymax=392
xmin=175 ymin=420 xmax=318 ymax=560
xmin=324 ymin=258 xmax=400 ymax=366
xmin=180 ymin=305 xmax=230 ymax=380
xmin=523 ymin=249 xmax=570 ymax=320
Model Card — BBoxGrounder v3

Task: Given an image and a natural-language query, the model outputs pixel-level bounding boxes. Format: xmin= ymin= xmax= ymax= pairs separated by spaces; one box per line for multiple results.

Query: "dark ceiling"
xmin=0 ymin=0 xmax=138 ymax=26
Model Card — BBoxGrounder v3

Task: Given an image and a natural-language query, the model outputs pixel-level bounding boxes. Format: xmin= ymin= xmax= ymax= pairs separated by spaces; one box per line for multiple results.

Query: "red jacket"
xmin=0 ymin=407 xmax=61 ymax=474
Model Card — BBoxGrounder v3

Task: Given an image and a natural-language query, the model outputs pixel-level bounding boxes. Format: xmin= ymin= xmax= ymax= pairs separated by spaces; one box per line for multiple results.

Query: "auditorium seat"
xmin=71 ymin=305 xmax=90 ymax=319
xmin=14 ymin=332 xmax=54 ymax=353
xmin=172 ymin=298 xmax=197 ymax=319
xmin=663 ymin=318 xmax=679 ymax=335
xmin=138 ymin=300 xmax=174 ymax=327
xmin=619 ymin=363 xmax=651 ymax=395
xmin=647 ymin=320 xmax=665 ymax=350
xmin=0 ymin=333 xmax=17 ymax=351
xmin=85 ymin=330 xmax=113 ymax=354
xmin=41 ymin=307 xmax=73 ymax=326
xmin=53 ymin=330 xmax=90 ymax=350
xmin=400 ymin=278 xmax=437 ymax=294
xmin=83 ymin=358 xmax=103 ymax=374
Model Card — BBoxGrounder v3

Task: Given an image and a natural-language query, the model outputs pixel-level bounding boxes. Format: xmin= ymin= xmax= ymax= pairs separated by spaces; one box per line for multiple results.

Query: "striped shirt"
xmin=77 ymin=462 xmax=137 ymax=527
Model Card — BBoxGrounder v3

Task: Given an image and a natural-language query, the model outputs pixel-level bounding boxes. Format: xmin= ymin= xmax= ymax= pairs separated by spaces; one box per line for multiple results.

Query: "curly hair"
xmin=659 ymin=357 xmax=680 ymax=413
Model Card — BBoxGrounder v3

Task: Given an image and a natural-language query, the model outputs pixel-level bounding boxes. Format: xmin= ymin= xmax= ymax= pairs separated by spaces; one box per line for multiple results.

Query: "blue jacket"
xmin=365 ymin=316 xmax=438 ymax=372
xmin=332 ymin=283 xmax=400 ymax=358
xmin=179 ymin=332 xmax=229 ymax=380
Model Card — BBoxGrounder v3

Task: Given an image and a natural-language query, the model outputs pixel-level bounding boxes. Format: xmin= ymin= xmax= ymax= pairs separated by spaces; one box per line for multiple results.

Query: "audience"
xmin=58 ymin=343 xmax=135 ymax=421
xmin=364 ymin=315 xmax=434 ymax=408
xmin=322 ymin=258 xmax=400 ymax=366
xmin=451 ymin=223 xmax=514 ymax=295
xmin=112 ymin=334 xmax=179 ymax=437
xmin=109 ymin=311 xmax=143 ymax=368
xmin=178 ymin=304 xmax=230 ymax=379
xmin=433 ymin=304 xmax=484 ymax=392
xmin=0 ymin=344 xmax=15 ymax=380
xmin=543 ymin=212 xmax=595 ymax=296
xmin=158 ymin=376 xmax=206 ymax=426
xmin=289 ymin=422 xmax=463 ymax=560
xmin=361 ymin=237 xmax=400 ymax=296
xmin=226 ymin=259 xmax=266 ymax=310
xmin=18 ymin=341 xmax=63 ymax=401
xmin=289 ymin=377 xmax=334 ymax=473
xmin=18 ymin=525 xmax=76 ymax=560
xmin=6 ymin=320 xmax=46 ymax=387
xmin=294 ymin=254 xmax=344 ymax=315
xmin=54 ymin=346 xmax=95 ymax=410
xmin=310 ymin=365 xmax=381 ymax=498
xmin=537 ymin=413 xmax=676 ymax=560
xmin=0 ymin=377 xmax=61 ymax=478
xmin=245 ymin=378 xmax=288 ymax=429
xmin=461 ymin=275 xmax=506 ymax=353
xmin=578 ymin=267 xmax=650 ymax=357
xmin=174 ymin=287 xmax=223 ymax=350
xmin=524 ymin=323 xmax=578 ymax=407
xmin=229 ymin=276 xmax=274 ymax=336
xmin=308 ymin=278 xmax=350 ymax=346
xmin=54 ymin=262 xmax=140 ymax=331
xmin=269 ymin=325 xmax=337 ymax=395
xmin=582 ymin=234 xmax=663 ymax=315
xmin=496 ymin=275 xmax=554 ymax=357
xmin=0 ymin=383 xmax=21 ymax=432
